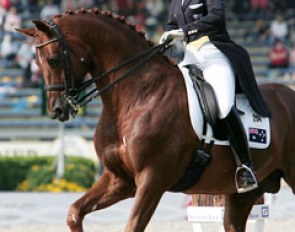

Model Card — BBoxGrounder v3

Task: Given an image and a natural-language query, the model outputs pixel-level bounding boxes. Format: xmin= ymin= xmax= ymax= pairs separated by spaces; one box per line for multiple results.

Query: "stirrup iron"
xmin=235 ymin=164 xmax=258 ymax=193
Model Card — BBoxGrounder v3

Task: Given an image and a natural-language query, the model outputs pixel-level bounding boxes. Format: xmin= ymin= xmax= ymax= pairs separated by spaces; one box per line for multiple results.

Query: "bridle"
xmin=35 ymin=19 xmax=171 ymax=116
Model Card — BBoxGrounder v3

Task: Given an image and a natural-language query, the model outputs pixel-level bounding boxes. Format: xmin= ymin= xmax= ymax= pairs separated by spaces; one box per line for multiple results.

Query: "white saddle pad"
xmin=178 ymin=63 xmax=271 ymax=149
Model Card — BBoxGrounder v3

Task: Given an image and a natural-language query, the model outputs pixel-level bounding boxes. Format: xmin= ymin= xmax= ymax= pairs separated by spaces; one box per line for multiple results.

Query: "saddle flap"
xmin=185 ymin=64 xmax=219 ymax=128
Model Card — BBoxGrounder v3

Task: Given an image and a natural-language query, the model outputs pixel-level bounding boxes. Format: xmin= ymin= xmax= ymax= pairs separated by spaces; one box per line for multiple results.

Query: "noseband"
xmin=35 ymin=19 xmax=172 ymax=115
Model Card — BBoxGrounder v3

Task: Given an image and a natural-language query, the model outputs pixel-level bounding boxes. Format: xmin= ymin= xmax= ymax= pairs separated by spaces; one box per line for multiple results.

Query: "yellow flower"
xmin=34 ymin=179 xmax=86 ymax=192
xmin=32 ymin=165 xmax=40 ymax=172
xmin=17 ymin=180 xmax=29 ymax=191
xmin=66 ymin=163 xmax=74 ymax=170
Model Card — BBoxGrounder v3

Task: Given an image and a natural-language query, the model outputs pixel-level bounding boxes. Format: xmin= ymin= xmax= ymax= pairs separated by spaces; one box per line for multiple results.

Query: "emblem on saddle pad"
xmin=252 ymin=113 xmax=263 ymax=124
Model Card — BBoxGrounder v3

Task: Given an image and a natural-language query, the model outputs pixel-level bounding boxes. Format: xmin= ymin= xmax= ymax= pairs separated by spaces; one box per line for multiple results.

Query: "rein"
xmin=35 ymin=19 xmax=171 ymax=114
xmin=76 ymin=41 xmax=169 ymax=108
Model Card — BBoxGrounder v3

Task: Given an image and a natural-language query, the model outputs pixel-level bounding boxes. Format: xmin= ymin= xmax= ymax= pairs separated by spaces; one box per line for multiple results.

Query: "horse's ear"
xmin=32 ymin=20 xmax=54 ymax=37
xmin=15 ymin=28 xmax=36 ymax=37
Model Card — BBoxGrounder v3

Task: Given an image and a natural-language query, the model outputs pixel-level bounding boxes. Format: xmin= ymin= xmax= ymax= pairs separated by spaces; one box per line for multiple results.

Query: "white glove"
xmin=159 ymin=29 xmax=184 ymax=45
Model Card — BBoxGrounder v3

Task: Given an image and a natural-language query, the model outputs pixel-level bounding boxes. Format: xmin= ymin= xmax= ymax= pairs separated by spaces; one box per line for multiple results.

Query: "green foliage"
xmin=0 ymin=156 xmax=52 ymax=190
xmin=64 ymin=157 xmax=96 ymax=188
xmin=0 ymin=156 xmax=97 ymax=191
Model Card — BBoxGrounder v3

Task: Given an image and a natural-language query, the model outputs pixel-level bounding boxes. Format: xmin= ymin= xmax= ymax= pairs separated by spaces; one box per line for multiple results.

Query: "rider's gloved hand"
xmin=159 ymin=29 xmax=184 ymax=45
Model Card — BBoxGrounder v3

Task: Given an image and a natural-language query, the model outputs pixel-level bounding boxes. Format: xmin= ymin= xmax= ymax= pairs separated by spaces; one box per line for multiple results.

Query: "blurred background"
xmin=0 ymin=0 xmax=295 ymax=231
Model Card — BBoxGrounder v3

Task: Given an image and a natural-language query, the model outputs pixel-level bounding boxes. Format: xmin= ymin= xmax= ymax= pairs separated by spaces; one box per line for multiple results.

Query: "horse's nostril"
xmin=53 ymin=100 xmax=63 ymax=116
xmin=49 ymin=104 xmax=63 ymax=120
xmin=49 ymin=110 xmax=60 ymax=119
xmin=54 ymin=107 xmax=62 ymax=116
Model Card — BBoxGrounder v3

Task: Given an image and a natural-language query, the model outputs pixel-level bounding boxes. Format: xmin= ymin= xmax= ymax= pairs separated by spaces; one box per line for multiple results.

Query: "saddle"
xmin=170 ymin=64 xmax=270 ymax=192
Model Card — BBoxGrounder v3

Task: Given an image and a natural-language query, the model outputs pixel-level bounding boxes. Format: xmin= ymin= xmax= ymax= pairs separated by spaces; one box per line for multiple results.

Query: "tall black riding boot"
xmin=224 ymin=107 xmax=258 ymax=193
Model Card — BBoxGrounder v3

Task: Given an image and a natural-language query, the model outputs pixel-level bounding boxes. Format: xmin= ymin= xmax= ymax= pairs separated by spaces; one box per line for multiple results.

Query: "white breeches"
xmin=183 ymin=42 xmax=235 ymax=119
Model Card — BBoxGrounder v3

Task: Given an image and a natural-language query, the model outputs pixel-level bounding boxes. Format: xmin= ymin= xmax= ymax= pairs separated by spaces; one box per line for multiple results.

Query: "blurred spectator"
xmin=231 ymin=0 xmax=250 ymax=18
xmin=145 ymin=15 xmax=158 ymax=38
xmin=269 ymin=15 xmax=289 ymax=44
xmin=95 ymin=0 xmax=109 ymax=10
xmin=25 ymin=0 xmax=39 ymax=14
xmin=108 ymin=0 xmax=118 ymax=14
xmin=40 ymin=0 xmax=60 ymax=20
xmin=117 ymin=0 xmax=133 ymax=16
xmin=289 ymin=17 xmax=295 ymax=42
xmin=271 ymin=0 xmax=287 ymax=13
xmin=251 ymin=0 xmax=269 ymax=13
xmin=129 ymin=12 xmax=145 ymax=31
xmin=61 ymin=0 xmax=78 ymax=11
xmin=0 ymin=0 xmax=11 ymax=11
xmin=95 ymin=0 xmax=108 ymax=10
xmin=289 ymin=42 xmax=295 ymax=78
xmin=290 ymin=43 xmax=295 ymax=65
xmin=0 ymin=33 xmax=18 ymax=68
xmin=30 ymin=56 xmax=40 ymax=87
xmin=286 ymin=0 xmax=295 ymax=9
xmin=144 ymin=0 xmax=165 ymax=38
xmin=0 ymin=6 xmax=5 ymax=35
xmin=3 ymin=6 xmax=22 ymax=37
xmin=268 ymin=40 xmax=289 ymax=69
xmin=244 ymin=19 xmax=269 ymax=43
xmin=53 ymin=0 xmax=62 ymax=6
xmin=16 ymin=38 xmax=35 ymax=86
xmin=10 ymin=0 xmax=22 ymax=13
xmin=149 ymin=24 xmax=164 ymax=43
xmin=145 ymin=0 xmax=165 ymax=20
xmin=78 ymin=0 xmax=94 ymax=8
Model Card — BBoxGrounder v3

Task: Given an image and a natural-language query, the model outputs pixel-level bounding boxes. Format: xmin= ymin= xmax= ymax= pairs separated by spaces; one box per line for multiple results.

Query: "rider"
xmin=159 ymin=0 xmax=270 ymax=193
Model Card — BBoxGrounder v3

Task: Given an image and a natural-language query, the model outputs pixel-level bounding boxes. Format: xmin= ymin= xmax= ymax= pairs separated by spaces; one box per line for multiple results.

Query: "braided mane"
xmin=52 ymin=8 xmax=154 ymax=47
xmin=52 ymin=8 xmax=174 ymax=64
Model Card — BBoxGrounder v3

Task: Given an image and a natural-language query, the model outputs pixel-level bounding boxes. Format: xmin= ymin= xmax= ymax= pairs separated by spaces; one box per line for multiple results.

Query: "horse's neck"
xmin=81 ymin=21 xmax=162 ymax=114
xmin=96 ymin=59 xmax=168 ymax=115
xmin=69 ymin=14 xmax=178 ymax=120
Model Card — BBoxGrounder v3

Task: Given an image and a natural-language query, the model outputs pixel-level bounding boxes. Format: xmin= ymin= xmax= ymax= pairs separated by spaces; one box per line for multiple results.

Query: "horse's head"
xmin=17 ymin=19 xmax=90 ymax=121
xmin=17 ymin=10 xmax=172 ymax=122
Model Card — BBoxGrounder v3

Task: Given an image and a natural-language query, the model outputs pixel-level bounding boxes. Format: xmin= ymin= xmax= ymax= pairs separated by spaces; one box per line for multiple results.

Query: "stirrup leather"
xmin=235 ymin=164 xmax=258 ymax=193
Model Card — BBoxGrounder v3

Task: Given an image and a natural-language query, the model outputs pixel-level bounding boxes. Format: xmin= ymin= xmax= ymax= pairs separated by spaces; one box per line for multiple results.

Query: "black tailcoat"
xmin=166 ymin=0 xmax=270 ymax=117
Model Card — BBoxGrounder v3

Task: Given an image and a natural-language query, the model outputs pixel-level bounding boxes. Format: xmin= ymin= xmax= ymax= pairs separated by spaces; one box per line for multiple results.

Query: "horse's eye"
xmin=47 ymin=56 xmax=62 ymax=68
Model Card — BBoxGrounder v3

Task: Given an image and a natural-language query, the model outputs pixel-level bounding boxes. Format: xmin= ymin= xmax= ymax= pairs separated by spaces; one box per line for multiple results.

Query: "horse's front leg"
xmin=67 ymin=170 xmax=135 ymax=232
xmin=125 ymin=169 xmax=165 ymax=232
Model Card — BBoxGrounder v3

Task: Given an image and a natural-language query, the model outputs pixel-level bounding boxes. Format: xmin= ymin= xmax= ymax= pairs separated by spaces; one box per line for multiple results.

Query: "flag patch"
xmin=249 ymin=128 xmax=267 ymax=144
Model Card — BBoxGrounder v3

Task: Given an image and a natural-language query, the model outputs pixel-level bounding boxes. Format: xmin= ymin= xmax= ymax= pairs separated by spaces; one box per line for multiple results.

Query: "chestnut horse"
xmin=18 ymin=9 xmax=295 ymax=232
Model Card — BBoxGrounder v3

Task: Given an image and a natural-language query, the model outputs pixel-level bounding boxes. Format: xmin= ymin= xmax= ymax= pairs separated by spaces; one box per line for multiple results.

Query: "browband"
xmin=35 ymin=37 xmax=59 ymax=48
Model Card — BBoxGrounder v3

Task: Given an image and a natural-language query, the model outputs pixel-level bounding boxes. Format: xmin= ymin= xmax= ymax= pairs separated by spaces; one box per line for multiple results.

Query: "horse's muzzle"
xmin=50 ymin=97 xmax=71 ymax=122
